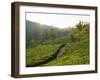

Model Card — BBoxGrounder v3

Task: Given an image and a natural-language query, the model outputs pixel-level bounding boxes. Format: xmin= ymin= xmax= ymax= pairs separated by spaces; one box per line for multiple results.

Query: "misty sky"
xmin=26 ymin=13 xmax=90 ymax=29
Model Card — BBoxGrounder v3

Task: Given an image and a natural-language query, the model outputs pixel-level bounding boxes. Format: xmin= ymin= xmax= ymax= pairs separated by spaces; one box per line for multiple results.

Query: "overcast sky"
xmin=26 ymin=13 xmax=89 ymax=29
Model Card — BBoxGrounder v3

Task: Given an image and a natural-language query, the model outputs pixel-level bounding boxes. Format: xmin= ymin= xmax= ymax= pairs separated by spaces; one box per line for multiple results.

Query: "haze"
xmin=26 ymin=13 xmax=89 ymax=29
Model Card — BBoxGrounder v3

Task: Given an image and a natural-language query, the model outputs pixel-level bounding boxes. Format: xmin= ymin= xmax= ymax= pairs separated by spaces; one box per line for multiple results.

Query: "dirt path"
xmin=27 ymin=44 xmax=66 ymax=67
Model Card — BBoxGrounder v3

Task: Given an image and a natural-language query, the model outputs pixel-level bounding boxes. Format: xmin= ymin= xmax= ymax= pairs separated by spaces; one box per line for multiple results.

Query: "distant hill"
xmin=26 ymin=20 xmax=66 ymax=47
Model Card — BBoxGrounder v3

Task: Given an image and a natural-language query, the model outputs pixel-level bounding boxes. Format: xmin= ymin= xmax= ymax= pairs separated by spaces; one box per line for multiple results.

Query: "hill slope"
xmin=26 ymin=20 xmax=89 ymax=67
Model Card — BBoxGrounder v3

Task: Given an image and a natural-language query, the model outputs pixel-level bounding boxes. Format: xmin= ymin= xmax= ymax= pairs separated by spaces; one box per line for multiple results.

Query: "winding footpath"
xmin=27 ymin=44 xmax=66 ymax=67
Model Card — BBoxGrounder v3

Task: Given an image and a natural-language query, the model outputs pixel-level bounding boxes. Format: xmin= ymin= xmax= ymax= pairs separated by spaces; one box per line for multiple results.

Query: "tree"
xmin=70 ymin=34 xmax=76 ymax=42
xmin=76 ymin=21 xmax=83 ymax=31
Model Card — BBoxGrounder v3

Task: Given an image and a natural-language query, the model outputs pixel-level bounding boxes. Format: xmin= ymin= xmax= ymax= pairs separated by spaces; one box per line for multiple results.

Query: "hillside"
xmin=26 ymin=20 xmax=89 ymax=67
xmin=26 ymin=20 xmax=68 ymax=48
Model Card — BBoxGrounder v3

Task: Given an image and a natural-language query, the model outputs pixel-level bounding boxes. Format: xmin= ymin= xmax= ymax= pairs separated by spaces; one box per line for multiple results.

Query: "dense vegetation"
xmin=26 ymin=20 xmax=89 ymax=67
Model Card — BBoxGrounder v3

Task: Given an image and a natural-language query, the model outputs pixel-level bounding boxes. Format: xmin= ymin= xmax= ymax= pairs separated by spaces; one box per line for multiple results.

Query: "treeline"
xmin=26 ymin=20 xmax=69 ymax=48
xmin=70 ymin=21 xmax=89 ymax=42
xmin=26 ymin=20 xmax=89 ymax=48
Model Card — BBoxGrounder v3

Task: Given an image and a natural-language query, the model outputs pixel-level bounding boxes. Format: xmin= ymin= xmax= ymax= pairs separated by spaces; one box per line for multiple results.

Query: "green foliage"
xmin=26 ymin=44 xmax=61 ymax=66
xmin=76 ymin=21 xmax=83 ymax=31
xmin=26 ymin=20 xmax=71 ymax=48
xmin=26 ymin=20 xmax=89 ymax=67
xmin=70 ymin=34 xmax=76 ymax=42
xmin=76 ymin=21 xmax=89 ymax=31
xmin=42 ymin=39 xmax=89 ymax=66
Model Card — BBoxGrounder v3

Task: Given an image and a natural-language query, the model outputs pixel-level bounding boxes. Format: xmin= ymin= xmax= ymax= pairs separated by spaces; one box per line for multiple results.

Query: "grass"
xmin=41 ymin=29 xmax=89 ymax=66
xmin=42 ymin=39 xmax=89 ymax=66
xmin=26 ymin=44 xmax=61 ymax=66
xmin=26 ymin=37 xmax=89 ymax=66
xmin=26 ymin=24 xmax=90 ymax=67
